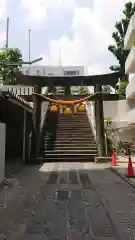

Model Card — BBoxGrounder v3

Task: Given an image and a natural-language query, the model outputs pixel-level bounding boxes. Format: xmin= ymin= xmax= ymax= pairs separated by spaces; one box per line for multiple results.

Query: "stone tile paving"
xmin=2 ymin=162 xmax=134 ymax=239
xmin=86 ymin=162 xmax=135 ymax=240
xmin=111 ymin=160 xmax=135 ymax=187
xmin=20 ymin=163 xmax=118 ymax=240
xmin=0 ymin=163 xmax=57 ymax=239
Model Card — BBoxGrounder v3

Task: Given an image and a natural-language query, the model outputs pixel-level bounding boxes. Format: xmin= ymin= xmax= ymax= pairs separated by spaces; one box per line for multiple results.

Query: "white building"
xmin=86 ymin=14 xmax=135 ymax=145
xmin=21 ymin=65 xmax=84 ymax=77
xmin=103 ymin=13 xmax=135 ymax=142
xmin=0 ymin=65 xmax=84 ymax=96
xmin=21 ymin=65 xmax=85 ymax=94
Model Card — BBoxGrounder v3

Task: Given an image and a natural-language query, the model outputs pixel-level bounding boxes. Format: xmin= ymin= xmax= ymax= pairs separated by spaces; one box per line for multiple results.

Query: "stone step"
xmin=41 ymin=148 xmax=97 ymax=152
xmin=55 ymin=127 xmax=91 ymax=130
xmin=44 ymin=152 xmax=97 ymax=156
xmin=57 ymin=113 xmax=86 ymax=117
xmin=42 ymin=142 xmax=97 ymax=146
xmin=40 ymin=111 xmax=97 ymax=161
xmin=55 ymin=128 xmax=91 ymax=131
xmin=57 ymin=116 xmax=88 ymax=119
xmin=53 ymin=133 xmax=94 ymax=137
xmin=57 ymin=118 xmax=89 ymax=121
xmin=57 ymin=124 xmax=89 ymax=127
xmin=54 ymin=129 xmax=93 ymax=136
xmin=41 ymin=149 xmax=98 ymax=154
xmin=57 ymin=120 xmax=89 ymax=123
xmin=57 ymin=124 xmax=90 ymax=127
xmin=43 ymin=144 xmax=97 ymax=149
xmin=57 ymin=119 xmax=88 ymax=122
xmin=45 ymin=134 xmax=94 ymax=137
xmin=43 ymin=138 xmax=96 ymax=142
xmin=44 ymin=139 xmax=95 ymax=144
xmin=42 ymin=157 xmax=95 ymax=162
xmin=48 ymin=137 xmax=95 ymax=141
xmin=42 ymin=153 xmax=97 ymax=161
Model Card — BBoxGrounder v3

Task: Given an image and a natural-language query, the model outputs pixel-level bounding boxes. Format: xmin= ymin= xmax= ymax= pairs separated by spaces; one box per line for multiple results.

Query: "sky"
xmin=0 ymin=0 xmax=133 ymax=74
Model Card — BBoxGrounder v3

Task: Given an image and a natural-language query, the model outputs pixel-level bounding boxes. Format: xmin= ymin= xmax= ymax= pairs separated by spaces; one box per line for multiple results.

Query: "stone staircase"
xmin=40 ymin=111 xmax=98 ymax=161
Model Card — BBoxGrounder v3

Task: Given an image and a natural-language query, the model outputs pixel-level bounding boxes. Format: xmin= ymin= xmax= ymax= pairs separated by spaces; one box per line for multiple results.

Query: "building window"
xmin=64 ymin=70 xmax=77 ymax=76
xmin=76 ymin=70 xmax=80 ymax=75
xmin=48 ymin=73 xmax=54 ymax=76
xmin=43 ymin=69 xmax=46 ymax=75
xmin=36 ymin=70 xmax=40 ymax=75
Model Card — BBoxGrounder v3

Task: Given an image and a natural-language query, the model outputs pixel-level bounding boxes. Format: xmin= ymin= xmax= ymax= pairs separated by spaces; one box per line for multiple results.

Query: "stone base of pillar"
xmin=27 ymin=156 xmax=43 ymax=165
xmin=95 ymin=156 xmax=112 ymax=163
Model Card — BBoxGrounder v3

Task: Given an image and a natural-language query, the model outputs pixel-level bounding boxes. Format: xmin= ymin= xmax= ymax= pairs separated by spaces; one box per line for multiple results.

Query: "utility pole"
xmin=28 ymin=29 xmax=31 ymax=74
xmin=5 ymin=17 xmax=9 ymax=49
xmin=4 ymin=17 xmax=9 ymax=84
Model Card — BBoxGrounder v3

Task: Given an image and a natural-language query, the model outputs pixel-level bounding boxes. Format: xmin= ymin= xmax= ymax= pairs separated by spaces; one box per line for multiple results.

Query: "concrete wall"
xmin=118 ymin=127 xmax=135 ymax=142
xmin=0 ymin=123 xmax=5 ymax=183
xmin=86 ymin=98 xmax=133 ymax=144
xmin=103 ymin=100 xmax=130 ymax=119
xmin=87 ymin=87 xmax=135 ymax=145
xmin=103 ymin=100 xmax=135 ymax=144
xmin=126 ymin=74 xmax=135 ymax=99
xmin=103 ymin=101 xmax=118 ymax=119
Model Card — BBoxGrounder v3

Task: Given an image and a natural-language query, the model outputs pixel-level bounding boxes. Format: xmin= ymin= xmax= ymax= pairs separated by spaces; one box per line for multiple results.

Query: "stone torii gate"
xmin=16 ymin=71 xmax=120 ymax=159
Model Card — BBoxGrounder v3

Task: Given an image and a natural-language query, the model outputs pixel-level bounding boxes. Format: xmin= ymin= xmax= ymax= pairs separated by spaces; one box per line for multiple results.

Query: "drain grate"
xmin=47 ymin=172 xmax=58 ymax=184
xmin=69 ymin=171 xmax=78 ymax=184
xmin=80 ymin=173 xmax=92 ymax=189
xmin=56 ymin=190 xmax=69 ymax=201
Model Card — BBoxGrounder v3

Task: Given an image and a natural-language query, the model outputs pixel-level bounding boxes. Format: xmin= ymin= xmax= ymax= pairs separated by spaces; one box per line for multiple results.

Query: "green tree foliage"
xmin=108 ymin=2 xmax=135 ymax=81
xmin=116 ymin=81 xmax=128 ymax=99
xmin=0 ymin=47 xmax=23 ymax=85
xmin=77 ymin=86 xmax=87 ymax=95
xmin=102 ymin=85 xmax=112 ymax=93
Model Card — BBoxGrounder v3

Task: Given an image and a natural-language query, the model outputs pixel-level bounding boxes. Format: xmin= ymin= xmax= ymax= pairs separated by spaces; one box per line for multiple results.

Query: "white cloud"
xmin=0 ymin=0 xmax=6 ymax=18
xmin=33 ymin=0 xmax=134 ymax=74
xmin=0 ymin=32 xmax=6 ymax=41
xmin=22 ymin=0 xmax=75 ymax=29
xmin=0 ymin=0 xmax=6 ymax=44
xmin=88 ymin=64 xmax=109 ymax=75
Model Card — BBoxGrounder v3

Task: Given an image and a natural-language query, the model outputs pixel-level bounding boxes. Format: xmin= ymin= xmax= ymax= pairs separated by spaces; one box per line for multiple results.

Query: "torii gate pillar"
xmin=94 ymin=84 xmax=106 ymax=156
xmin=31 ymin=85 xmax=42 ymax=157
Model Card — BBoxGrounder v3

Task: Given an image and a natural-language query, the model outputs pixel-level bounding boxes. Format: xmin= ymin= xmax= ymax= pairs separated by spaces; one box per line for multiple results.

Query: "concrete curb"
xmin=110 ymin=166 xmax=135 ymax=189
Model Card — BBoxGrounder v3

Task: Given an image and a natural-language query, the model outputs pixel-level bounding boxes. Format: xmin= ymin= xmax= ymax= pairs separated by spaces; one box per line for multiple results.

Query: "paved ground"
xmin=1 ymin=162 xmax=135 ymax=239
xmin=111 ymin=155 xmax=135 ymax=186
